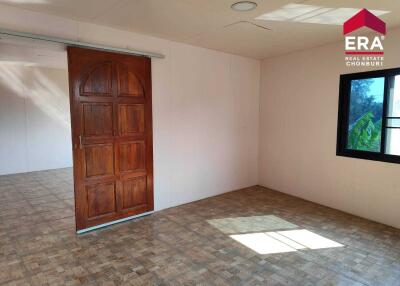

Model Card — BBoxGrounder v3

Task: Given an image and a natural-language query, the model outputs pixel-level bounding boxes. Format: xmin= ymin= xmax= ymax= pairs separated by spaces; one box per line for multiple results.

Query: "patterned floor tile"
xmin=0 ymin=168 xmax=399 ymax=285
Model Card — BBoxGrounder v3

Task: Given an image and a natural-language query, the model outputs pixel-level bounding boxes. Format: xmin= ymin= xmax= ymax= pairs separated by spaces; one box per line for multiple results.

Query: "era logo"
xmin=345 ymin=36 xmax=384 ymax=51
xmin=343 ymin=9 xmax=386 ymax=55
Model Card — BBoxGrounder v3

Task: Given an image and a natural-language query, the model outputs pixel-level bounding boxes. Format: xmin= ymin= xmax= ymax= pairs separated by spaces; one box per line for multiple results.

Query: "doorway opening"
xmin=0 ymin=35 xmax=154 ymax=233
xmin=0 ymin=37 xmax=75 ymax=230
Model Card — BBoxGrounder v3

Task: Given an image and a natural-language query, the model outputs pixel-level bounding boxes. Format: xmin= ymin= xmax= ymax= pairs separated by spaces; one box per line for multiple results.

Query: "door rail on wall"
xmin=0 ymin=28 xmax=165 ymax=59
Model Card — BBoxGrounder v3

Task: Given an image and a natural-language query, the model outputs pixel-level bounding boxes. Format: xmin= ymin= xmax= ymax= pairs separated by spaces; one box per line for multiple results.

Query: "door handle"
xmin=79 ymin=135 xmax=83 ymax=149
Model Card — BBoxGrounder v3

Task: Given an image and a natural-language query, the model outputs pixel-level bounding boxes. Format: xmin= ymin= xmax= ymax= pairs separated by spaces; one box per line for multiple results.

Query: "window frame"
xmin=337 ymin=67 xmax=400 ymax=164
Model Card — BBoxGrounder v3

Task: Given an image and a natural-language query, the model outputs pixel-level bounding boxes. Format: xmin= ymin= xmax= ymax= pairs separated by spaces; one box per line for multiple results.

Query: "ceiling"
xmin=0 ymin=0 xmax=399 ymax=59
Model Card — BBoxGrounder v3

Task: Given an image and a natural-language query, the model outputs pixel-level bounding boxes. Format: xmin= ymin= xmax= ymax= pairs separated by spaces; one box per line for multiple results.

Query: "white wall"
xmin=0 ymin=4 xmax=260 ymax=211
xmin=259 ymin=28 xmax=400 ymax=229
xmin=0 ymin=64 xmax=72 ymax=175
xmin=0 ymin=3 xmax=397 ymax=228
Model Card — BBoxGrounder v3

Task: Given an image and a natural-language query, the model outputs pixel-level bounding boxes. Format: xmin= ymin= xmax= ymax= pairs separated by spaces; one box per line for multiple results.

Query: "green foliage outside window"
xmin=347 ymin=112 xmax=381 ymax=152
xmin=347 ymin=78 xmax=384 ymax=152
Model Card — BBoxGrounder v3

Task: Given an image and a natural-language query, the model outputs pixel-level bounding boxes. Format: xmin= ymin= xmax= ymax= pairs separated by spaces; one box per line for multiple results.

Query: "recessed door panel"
xmin=80 ymin=62 xmax=112 ymax=96
xmin=117 ymin=64 xmax=144 ymax=97
xmin=84 ymin=144 xmax=114 ymax=178
xmin=121 ymin=176 xmax=147 ymax=210
xmin=87 ymin=182 xmax=116 ymax=219
xmin=119 ymin=141 xmax=145 ymax=173
xmin=68 ymin=47 xmax=153 ymax=231
xmin=82 ymin=103 xmax=113 ymax=137
xmin=118 ymin=104 xmax=145 ymax=136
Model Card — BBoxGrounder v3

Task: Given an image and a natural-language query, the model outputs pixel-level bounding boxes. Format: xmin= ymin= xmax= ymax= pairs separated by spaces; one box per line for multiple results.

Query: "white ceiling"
xmin=0 ymin=0 xmax=399 ymax=59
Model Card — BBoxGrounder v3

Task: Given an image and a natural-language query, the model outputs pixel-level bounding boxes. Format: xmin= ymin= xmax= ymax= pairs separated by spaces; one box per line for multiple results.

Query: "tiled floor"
xmin=1 ymin=168 xmax=399 ymax=286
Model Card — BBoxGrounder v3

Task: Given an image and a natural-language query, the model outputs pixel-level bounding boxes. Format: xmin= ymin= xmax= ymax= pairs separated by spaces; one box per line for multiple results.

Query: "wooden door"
xmin=67 ymin=47 xmax=153 ymax=231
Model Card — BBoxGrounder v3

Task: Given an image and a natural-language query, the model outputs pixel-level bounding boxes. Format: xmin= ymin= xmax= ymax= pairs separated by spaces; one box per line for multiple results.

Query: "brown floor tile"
xmin=0 ymin=168 xmax=399 ymax=285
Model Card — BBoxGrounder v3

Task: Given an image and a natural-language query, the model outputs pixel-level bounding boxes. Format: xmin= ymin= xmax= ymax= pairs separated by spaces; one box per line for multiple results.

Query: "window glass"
xmin=387 ymin=75 xmax=400 ymax=117
xmin=386 ymin=75 xmax=400 ymax=155
xmin=386 ymin=129 xmax=400 ymax=155
xmin=346 ymin=77 xmax=384 ymax=152
xmin=387 ymin=118 xmax=400 ymax=127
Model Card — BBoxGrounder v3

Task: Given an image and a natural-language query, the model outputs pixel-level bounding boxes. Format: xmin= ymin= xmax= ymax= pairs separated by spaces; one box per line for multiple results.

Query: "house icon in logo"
xmin=343 ymin=8 xmax=386 ymax=35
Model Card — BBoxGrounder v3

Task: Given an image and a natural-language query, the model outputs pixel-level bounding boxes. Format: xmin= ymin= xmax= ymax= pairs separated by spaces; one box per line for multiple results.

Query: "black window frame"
xmin=337 ymin=67 xmax=400 ymax=164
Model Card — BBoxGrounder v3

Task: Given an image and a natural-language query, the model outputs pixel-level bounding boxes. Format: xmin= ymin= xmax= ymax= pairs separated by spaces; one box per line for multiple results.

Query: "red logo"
xmin=343 ymin=9 xmax=386 ymax=35
xmin=344 ymin=9 xmax=386 ymax=56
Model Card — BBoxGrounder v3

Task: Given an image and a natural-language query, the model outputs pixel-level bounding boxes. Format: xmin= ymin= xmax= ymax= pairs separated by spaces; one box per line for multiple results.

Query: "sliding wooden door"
xmin=67 ymin=47 xmax=153 ymax=231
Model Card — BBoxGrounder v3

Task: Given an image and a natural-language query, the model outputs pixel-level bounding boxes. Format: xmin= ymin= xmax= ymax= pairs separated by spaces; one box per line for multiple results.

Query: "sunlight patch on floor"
xmin=278 ymin=229 xmax=343 ymax=250
xmin=230 ymin=232 xmax=299 ymax=254
xmin=230 ymin=229 xmax=343 ymax=255
xmin=207 ymin=215 xmax=298 ymax=234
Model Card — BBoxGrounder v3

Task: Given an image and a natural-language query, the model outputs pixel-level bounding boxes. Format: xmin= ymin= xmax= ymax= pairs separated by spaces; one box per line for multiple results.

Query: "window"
xmin=337 ymin=68 xmax=400 ymax=164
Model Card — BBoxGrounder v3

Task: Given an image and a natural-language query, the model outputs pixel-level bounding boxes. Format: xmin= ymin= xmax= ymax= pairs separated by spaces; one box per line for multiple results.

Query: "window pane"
xmin=385 ymin=75 xmax=400 ymax=155
xmin=347 ymin=77 xmax=384 ymax=152
xmin=387 ymin=119 xmax=400 ymax=128
xmin=386 ymin=129 xmax=400 ymax=155
xmin=387 ymin=75 xmax=400 ymax=117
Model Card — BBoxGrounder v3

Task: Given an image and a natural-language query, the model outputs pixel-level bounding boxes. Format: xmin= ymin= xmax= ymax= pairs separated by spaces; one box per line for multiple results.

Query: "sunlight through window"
xmin=0 ymin=62 xmax=70 ymax=128
xmin=277 ymin=229 xmax=344 ymax=250
xmin=207 ymin=215 xmax=298 ymax=234
xmin=267 ymin=232 xmax=305 ymax=250
xmin=230 ymin=229 xmax=343 ymax=255
xmin=255 ymin=3 xmax=389 ymax=25
xmin=230 ymin=233 xmax=297 ymax=254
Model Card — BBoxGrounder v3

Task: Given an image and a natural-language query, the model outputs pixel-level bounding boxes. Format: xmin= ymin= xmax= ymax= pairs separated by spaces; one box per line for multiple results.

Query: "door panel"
xmin=86 ymin=182 xmax=117 ymax=219
xmin=118 ymin=104 xmax=145 ymax=135
xmin=80 ymin=62 xmax=113 ymax=96
xmin=84 ymin=144 xmax=114 ymax=178
xmin=82 ymin=103 xmax=114 ymax=137
xmin=68 ymin=47 xmax=153 ymax=231
xmin=121 ymin=176 xmax=147 ymax=210
xmin=117 ymin=64 xmax=144 ymax=97
xmin=118 ymin=141 xmax=146 ymax=173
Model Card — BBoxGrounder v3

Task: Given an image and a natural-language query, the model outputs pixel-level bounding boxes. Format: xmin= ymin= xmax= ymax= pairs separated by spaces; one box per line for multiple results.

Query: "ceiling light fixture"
xmin=231 ymin=1 xmax=257 ymax=12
